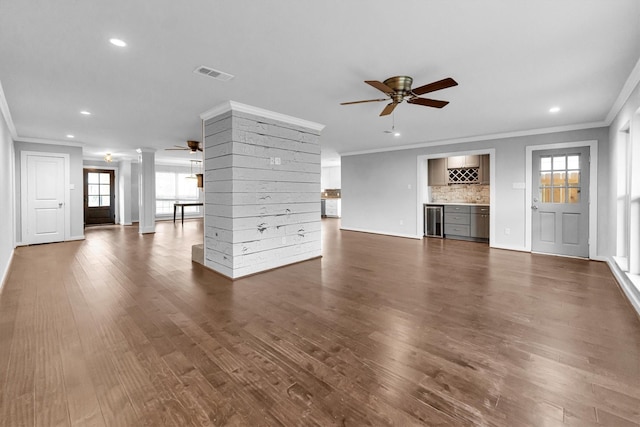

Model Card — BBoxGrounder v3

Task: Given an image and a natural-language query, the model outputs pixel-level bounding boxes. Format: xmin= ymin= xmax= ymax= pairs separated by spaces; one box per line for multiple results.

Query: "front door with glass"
xmin=84 ymin=169 xmax=115 ymax=225
xmin=531 ymin=147 xmax=590 ymax=257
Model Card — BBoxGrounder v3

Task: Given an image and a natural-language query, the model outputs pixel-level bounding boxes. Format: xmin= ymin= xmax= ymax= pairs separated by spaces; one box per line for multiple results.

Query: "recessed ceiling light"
xmin=109 ymin=38 xmax=127 ymax=47
xmin=394 ymin=132 xmax=401 ymax=137
xmin=66 ymin=134 xmax=74 ymax=138
xmin=80 ymin=110 xmax=91 ymax=115
xmin=549 ymin=106 xmax=560 ymax=113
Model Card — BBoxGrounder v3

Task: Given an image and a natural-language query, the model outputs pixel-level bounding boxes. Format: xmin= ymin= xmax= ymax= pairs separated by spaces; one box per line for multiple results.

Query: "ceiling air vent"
xmin=194 ymin=66 xmax=234 ymax=82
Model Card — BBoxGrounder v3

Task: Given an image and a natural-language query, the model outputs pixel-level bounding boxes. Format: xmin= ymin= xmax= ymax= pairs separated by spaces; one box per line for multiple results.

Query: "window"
xmin=538 ymin=154 xmax=581 ymax=204
xmin=87 ymin=172 xmax=111 ymax=207
xmin=616 ymin=127 xmax=630 ymax=271
xmin=155 ymin=170 xmax=201 ymax=216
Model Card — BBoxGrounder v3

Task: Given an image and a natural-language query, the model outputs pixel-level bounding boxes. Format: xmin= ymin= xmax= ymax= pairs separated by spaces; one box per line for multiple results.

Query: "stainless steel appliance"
xmin=424 ymin=204 xmax=444 ymax=238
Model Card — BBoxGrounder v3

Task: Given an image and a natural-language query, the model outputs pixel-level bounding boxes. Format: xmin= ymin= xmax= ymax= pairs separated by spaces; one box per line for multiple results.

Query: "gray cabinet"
xmin=444 ymin=205 xmax=471 ymax=237
xmin=470 ymin=206 xmax=490 ymax=240
xmin=479 ymin=154 xmax=490 ymax=184
xmin=444 ymin=204 xmax=489 ymax=242
xmin=428 ymin=158 xmax=447 ymax=186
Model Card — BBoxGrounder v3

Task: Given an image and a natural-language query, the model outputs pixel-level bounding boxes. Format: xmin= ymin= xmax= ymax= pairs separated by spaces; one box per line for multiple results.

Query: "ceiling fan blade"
xmin=340 ymin=98 xmax=388 ymax=105
xmin=380 ymin=102 xmax=398 ymax=116
xmin=365 ymin=80 xmax=395 ymax=94
xmin=165 ymin=147 xmax=189 ymax=151
xmin=407 ymin=97 xmax=449 ymax=108
xmin=197 ymin=147 xmax=203 ymax=151
xmin=412 ymin=77 xmax=458 ymax=96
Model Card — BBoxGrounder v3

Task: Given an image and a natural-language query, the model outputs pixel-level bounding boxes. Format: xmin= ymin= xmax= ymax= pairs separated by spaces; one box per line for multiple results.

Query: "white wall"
xmin=14 ymin=141 xmax=84 ymax=243
xmin=0 ymin=108 xmax=15 ymax=287
xmin=342 ymin=127 xmax=610 ymax=255
xmin=321 ymin=166 xmax=341 ymax=190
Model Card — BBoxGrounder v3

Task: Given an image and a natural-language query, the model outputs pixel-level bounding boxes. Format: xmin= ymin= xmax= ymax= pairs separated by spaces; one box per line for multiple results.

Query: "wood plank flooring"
xmin=1 ymin=218 xmax=639 ymax=426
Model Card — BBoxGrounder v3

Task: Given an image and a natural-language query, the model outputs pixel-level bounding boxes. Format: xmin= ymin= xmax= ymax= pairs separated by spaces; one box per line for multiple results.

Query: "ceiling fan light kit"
xmin=341 ymin=75 xmax=458 ymax=116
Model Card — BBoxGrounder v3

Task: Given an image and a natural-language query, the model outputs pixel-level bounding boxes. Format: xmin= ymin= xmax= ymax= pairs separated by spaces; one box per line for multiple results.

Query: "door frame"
xmin=525 ymin=140 xmax=598 ymax=259
xmin=83 ymin=168 xmax=116 ymax=226
xmin=20 ymin=151 xmax=71 ymax=244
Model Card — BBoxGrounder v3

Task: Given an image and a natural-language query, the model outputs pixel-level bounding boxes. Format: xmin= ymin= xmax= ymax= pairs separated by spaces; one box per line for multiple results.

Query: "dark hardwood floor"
xmin=0 ymin=218 xmax=639 ymax=426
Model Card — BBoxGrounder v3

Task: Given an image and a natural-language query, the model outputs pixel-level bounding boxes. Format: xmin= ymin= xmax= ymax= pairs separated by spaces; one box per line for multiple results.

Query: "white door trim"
xmin=525 ymin=140 xmax=598 ymax=259
xmin=20 ymin=151 xmax=71 ymax=244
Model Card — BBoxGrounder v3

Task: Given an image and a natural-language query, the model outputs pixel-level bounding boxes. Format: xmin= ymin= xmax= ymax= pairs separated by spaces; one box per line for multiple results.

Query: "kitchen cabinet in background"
xmin=324 ymin=198 xmax=341 ymax=218
xmin=443 ymin=204 xmax=489 ymax=242
xmin=428 ymin=158 xmax=448 ymax=186
xmin=470 ymin=205 xmax=490 ymax=240
xmin=479 ymin=154 xmax=491 ymax=184
xmin=447 ymin=155 xmax=479 ymax=169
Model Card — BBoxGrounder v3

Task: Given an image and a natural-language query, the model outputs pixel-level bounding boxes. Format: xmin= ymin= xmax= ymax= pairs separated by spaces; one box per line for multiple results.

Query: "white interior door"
xmin=22 ymin=153 xmax=67 ymax=244
xmin=531 ymin=146 xmax=590 ymax=257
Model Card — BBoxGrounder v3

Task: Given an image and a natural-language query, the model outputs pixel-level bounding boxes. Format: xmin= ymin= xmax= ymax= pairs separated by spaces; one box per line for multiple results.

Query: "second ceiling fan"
xmin=341 ymin=76 xmax=458 ymax=116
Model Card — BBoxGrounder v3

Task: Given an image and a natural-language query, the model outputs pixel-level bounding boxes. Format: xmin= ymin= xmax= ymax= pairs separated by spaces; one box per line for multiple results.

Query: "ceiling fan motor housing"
xmin=383 ymin=76 xmax=413 ymax=102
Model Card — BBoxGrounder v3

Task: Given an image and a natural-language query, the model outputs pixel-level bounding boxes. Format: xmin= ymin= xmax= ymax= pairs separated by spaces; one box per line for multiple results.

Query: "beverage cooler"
xmin=424 ymin=204 xmax=444 ymax=238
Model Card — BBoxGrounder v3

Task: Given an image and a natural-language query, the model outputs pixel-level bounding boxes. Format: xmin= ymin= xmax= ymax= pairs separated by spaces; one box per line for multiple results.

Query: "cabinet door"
xmin=479 ymin=154 xmax=490 ymax=184
xmin=325 ymin=199 xmax=338 ymax=216
xmin=447 ymin=156 xmax=465 ymax=169
xmin=428 ymin=158 xmax=447 ymax=186
xmin=471 ymin=213 xmax=490 ymax=239
xmin=464 ymin=155 xmax=480 ymax=168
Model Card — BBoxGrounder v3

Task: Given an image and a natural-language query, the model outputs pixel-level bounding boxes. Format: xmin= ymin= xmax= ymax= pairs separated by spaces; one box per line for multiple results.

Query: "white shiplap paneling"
xmin=203 ymin=107 xmax=322 ymax=279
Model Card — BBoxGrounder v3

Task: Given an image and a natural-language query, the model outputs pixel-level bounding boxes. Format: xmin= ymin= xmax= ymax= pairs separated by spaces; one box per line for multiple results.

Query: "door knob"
xmin=531 ymin=205 xmax=538 ymax=210
xmin=58 ymin=202 xmax=63 ymax=207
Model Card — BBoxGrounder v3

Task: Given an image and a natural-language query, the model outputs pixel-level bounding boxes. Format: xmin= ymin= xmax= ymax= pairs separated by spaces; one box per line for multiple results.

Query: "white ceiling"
xmin=1 ymin=1 xmax=639 ymax=166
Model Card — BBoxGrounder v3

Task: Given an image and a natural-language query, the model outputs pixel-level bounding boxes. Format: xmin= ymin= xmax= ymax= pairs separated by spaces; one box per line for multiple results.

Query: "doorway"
xmin=83 ymin=169 xmax=115 ymax=225
xmin=531 ymin=146 xmax=590 ymax=257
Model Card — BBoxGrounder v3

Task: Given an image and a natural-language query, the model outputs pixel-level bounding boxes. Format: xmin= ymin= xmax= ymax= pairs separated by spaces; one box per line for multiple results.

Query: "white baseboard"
xmin=139 ymin=226 xmax=156 ymax=234
xmin=1 ymin=249 xmax=15 ymax=292
xmin=68 ymin=235 xmax=85 ymax=241
xmin=340 ymin=226 xmax=422 ymax=240
xmin=489 ymin=243 xmax=529 ymax=252
xmin=606 ymin=257 xmax=640 ymax=317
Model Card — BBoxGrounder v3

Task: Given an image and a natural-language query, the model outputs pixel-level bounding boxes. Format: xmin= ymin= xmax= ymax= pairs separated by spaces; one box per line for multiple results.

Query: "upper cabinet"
xmin=428 ymin=158 xmax=448 ymax=186
xmin=447 ymin=155 xmax=479 ymax=169
xmin=479 ymin=154 xmax=490 ymax=184
xmin=428 ymin=154 xmax=490 ymax=186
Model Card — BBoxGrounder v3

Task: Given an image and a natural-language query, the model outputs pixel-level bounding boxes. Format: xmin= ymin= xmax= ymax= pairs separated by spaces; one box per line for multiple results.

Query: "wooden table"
xmin=173 ymin=202 xmax=203 ymax=225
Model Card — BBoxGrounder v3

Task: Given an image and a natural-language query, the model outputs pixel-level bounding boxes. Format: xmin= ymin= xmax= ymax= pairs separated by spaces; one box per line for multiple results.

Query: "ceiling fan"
xmin=165 ymin=140 xmax=202 ymax=153
xmin=341 ymin=76 xmax=458 ymax=116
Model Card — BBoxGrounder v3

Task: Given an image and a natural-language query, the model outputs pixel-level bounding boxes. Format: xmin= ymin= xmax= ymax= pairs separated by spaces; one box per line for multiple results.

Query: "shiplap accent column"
xmin=136 ymin=148 xmax=156 ymax=234
xmin=200 ymin=101 xmax=324 ymax=279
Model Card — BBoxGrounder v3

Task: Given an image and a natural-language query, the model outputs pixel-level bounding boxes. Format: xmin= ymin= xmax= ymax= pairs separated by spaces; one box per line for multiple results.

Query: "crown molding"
xmin=200 ymin=100 xmax=325 ymax=132
xmin=0 ymin=80 xmax=18 ymax=139
xmin=341 ymin=121 xmax=607 ymax=157
xmin=15 ymin=136 xmax=84 ymax=148
xmin=606 ymin=55 xmax=640 ymax=124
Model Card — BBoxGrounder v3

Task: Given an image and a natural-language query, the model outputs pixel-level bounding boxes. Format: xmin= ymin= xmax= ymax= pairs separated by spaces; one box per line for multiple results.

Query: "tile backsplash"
xmin=430 ymin=184 xmax=490 ymax=204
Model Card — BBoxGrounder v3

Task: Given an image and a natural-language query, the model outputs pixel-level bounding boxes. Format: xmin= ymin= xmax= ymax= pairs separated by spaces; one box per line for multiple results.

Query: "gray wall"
xmin=14 ymin=141 xmax=84 ymax=242
xmin=342 ymin=126 xmax=610 ymax=256
xmin=0 ymin=110 xmax=15 ymax=285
